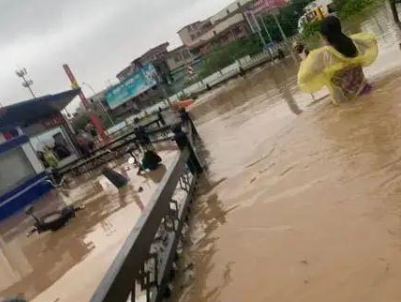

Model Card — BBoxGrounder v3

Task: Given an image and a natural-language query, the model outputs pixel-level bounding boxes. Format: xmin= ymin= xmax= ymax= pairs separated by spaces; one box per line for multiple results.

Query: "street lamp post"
xmin=16 ymin=68 xmax=36 ymax=99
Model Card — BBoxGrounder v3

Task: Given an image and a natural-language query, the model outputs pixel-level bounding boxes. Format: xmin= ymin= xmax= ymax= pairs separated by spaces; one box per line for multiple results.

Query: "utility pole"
xmin=82 ymin=82 xmax=115 ymax=126
xmin=271 ymin=11 xmax=298 ymax=63
xmin=63 ymin=64 xmax=109 ymax=143
xmin=244 ymin=11 xmax=267 ymax=47
xmin=16 ymin=68 xmax=36 ymax=99
xmin=258 ymin=15 xmax=273 ymax=43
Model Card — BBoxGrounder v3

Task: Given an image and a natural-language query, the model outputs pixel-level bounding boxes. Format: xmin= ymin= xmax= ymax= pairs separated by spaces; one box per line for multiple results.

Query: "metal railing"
xmin=56 ymin=116 xmax=173 ymax=176
xmin=89 ymin=121 xmax=202 ymax=302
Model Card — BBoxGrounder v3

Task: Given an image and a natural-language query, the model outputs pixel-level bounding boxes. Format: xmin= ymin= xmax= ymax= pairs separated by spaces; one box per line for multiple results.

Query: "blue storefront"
xmin=0 ymin=89 xmax=80 ymax=221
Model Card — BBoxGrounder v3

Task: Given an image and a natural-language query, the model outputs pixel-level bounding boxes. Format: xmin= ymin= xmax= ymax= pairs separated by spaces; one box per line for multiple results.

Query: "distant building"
xmin=75 ymin=90 xmax=107 ymax=117
xmin=116 ymin=43 xmax=171 ymax=82
xmin=166 ymin=46 xmax=195 ymax=73
xmin=112 ymin=41 xmax=199 ymax=117
xmin=109 ymin=57 xmax=166 ymax=119
xmin=177 ymin=0 xmax=290 ymax=56
xmin=252 ymin=0 xmax=287 ymax=14
xmin=177 ymin=0 xmax=253 ymax=56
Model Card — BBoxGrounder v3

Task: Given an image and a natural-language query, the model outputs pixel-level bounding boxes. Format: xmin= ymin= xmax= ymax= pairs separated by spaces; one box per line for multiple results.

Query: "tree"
xmin=72 ymin=112 xmax=91 ymax=132
xmin=260 ymin=0 xmax=315 ymax=42
xmin=199 ymin=36 xmax=262 ymax=78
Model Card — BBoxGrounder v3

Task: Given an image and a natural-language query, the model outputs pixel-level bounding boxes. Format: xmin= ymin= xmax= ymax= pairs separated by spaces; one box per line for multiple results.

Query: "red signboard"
xmin=252 ymin=0 xmax=287 ymax=14
xmin=41 ymin=113 xmax=65 ymax=128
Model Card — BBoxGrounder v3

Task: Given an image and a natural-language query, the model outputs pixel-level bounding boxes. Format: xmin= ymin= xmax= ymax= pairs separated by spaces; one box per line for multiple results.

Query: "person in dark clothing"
xmin=134 ymin=125 xmax=152 ymax=149
xmin=172 ymin=124 xmax=203 ymax=174
xmin=137 ymin=150 xmax=162 ymax=175
xmin=157 ymin=111 xmax=166 ymax=126
xmin=178 ymin=108 xmax=199 ymax=137
xmin=54 ymin=141 xmax=71 ymax=159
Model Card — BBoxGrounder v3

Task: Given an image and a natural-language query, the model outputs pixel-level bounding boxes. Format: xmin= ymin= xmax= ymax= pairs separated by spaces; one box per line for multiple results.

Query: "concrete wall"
xmin=22 ymin=143 xmax=44 ymax=174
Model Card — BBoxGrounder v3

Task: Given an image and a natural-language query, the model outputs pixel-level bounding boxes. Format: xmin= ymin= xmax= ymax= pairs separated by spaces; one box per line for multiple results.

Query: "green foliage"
xmin=72 ymin=112 xmax=91 ymax=132
xmin=258 ymin=0 xmax=314 ymax=42
xmin=196 ymin=0 xmax=385 ymax=78
xmin=300 ymin=0 xmax=385 ymax=40
xmin=73 ymin=111 xmax=112 ymax=132
xmin=334 ymin=0 xmax=385 ymax=19
xmin=300 ymin=20 xmax=323 ymax=40
xmin=199 ymin=36 xmax=263 ymax=78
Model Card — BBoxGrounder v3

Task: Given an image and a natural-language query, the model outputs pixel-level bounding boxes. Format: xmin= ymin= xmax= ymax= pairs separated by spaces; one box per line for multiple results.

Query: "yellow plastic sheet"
xmin=298 ymin=33 xmax=378 ymax=103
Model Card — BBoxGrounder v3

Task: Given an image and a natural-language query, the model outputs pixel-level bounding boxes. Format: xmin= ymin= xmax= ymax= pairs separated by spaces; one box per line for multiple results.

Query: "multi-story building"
xmin=109 ymin=43 xmax=174 ymax=118
xmin=177 ymin=0 xmax=254 ymax=56
xmin=116 ymin=43 xmax=170 ymax=82
xmin=165 ymin=46 xmax=194 ymax=72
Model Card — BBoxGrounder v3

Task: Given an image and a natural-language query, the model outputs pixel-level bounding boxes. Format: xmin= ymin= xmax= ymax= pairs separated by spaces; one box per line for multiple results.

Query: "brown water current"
xmin=172 ymin=6 xmax=401 ymax=302
xmin=2 ymin=5 xmax=401 ymax=302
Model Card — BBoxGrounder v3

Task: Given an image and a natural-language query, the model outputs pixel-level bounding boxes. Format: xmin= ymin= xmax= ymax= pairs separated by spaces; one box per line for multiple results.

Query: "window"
xmin=190 ymin=34 xmax=196 ymax=41
xmin=0 ymin=148 xmax=36 ymax=196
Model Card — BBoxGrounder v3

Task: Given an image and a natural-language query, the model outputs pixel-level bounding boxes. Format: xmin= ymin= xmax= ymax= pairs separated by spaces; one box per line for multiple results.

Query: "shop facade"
xmin=0 ymin=89 xmax=80 ymax=221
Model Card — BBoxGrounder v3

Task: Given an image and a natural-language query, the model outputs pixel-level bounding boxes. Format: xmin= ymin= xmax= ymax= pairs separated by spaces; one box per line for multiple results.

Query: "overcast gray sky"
xmin=0 ymin=0 xmax=235 ymax=110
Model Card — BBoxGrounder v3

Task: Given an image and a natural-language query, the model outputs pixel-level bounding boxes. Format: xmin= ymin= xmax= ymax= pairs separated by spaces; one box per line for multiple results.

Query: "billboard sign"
xmin=252 ymin=0 xmax=287 ymax=14
xmin=106 ymin=63 xmax=158 ymax=110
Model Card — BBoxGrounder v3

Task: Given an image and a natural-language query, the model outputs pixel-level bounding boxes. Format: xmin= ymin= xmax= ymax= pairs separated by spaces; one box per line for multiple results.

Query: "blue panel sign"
xmin=106 ymin=64 xmax=158 ymax=110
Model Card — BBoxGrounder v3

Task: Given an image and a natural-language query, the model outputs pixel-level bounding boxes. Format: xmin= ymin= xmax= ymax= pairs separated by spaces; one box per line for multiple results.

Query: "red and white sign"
xmin=41 ymin=113 xmax=65 ymax=128
xmin=252 ymin=0 xmax=287 ymax=14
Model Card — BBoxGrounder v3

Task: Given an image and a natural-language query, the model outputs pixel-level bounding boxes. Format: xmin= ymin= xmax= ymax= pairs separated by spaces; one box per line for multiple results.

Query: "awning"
xmin=0 ymin=89 xmax=80 ymax=131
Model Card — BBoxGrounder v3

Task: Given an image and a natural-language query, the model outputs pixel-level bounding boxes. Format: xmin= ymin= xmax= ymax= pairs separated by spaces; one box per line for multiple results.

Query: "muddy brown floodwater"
xmin=0 ymin=151 xmax=178 ymax=302
xmin=172 ymin=6 xmax=401 ymax=302
xmin=1 ymin=5 xmax=401 ymax=302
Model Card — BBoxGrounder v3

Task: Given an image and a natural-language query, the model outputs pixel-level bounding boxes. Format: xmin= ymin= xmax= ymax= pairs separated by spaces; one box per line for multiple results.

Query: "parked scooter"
xmin=25 ymin=204 xmax=84 ymax=236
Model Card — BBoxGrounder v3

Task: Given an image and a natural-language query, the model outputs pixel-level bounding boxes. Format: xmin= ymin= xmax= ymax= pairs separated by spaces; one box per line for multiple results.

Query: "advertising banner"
xmin=106 ymin=63 xmax=158 ymax=110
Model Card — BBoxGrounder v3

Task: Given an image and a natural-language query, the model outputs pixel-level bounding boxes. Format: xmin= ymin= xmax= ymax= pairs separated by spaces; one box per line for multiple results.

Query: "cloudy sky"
xmin=0 ymin=0 xmax=235 ymax=110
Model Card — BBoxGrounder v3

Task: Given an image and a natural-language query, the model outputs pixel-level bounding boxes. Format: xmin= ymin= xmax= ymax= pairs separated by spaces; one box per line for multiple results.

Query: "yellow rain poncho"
xmin=298 ymin=33 xmax=378 ymax=104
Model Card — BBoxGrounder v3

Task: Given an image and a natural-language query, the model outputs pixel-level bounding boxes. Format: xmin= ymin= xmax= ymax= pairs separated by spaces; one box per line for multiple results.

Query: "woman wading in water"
xmin=298 ymin=16 xmax=378 ymax=104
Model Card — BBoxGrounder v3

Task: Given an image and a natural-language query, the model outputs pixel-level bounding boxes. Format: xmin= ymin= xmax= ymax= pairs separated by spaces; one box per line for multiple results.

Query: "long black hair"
xmin=320 ymin=16 xmax=358 ymax=58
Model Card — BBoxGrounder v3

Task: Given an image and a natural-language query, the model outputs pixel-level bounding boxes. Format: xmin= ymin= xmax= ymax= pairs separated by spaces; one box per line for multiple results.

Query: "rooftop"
xmin=0 ymin=89 xmax=80 ymax=131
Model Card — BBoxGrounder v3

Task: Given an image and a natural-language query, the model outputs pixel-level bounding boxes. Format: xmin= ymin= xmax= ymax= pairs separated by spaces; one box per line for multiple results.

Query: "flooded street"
xmin=173 ymin=6 xmax=401 ymax=302
xmin=1 ymin=5 xmax=401 ymax=302
xmin=0 ymin=151 xmax=177 ymax=302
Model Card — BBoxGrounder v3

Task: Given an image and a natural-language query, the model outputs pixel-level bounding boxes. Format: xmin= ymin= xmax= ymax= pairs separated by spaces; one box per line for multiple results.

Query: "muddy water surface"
xmin=173 ymin=7 xmax=401 ymax=302
xmin=0 ymin=151 xmax=177 ymax=302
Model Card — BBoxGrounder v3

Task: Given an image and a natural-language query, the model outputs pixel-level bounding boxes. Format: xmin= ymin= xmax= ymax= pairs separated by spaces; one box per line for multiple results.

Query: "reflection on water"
xmin=174 ymin=6 xmax=401 ymax=302
xmin=0 ymin=151 xmax=177 ymax=301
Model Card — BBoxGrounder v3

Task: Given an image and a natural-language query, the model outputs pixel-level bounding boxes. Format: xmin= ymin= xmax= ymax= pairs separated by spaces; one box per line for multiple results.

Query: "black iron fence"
xmin=89 ymin=119 xmax=202 ymax=302
xmin=57 ymin=116 xmax=173 ymax=177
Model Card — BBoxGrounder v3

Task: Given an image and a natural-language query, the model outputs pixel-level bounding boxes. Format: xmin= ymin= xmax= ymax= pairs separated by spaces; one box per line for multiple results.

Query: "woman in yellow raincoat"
xmin=298 ymin=16 xmax=378 ymax=104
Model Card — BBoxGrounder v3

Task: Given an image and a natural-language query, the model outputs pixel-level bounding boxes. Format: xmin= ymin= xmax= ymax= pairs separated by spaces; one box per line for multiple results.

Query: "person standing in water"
xmin=298 ymin=16 xmax=378 ymax=104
